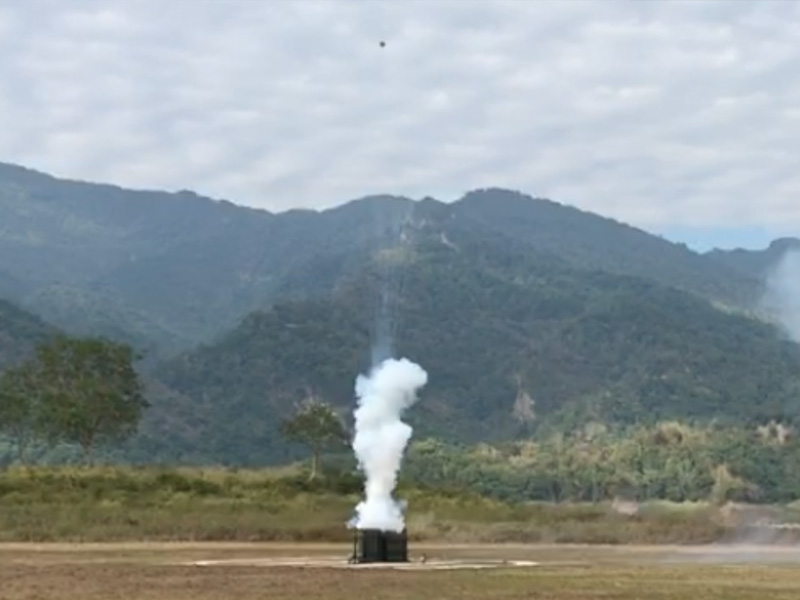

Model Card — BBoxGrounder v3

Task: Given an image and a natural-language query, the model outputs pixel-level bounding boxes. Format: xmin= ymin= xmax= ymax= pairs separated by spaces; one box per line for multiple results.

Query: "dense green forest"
xmin=138 ymin=237 xmax=800 ymax=465
xmin=7 ymin=421 xmax=800 ymax=509
xmin=3 ymin=162 xmax=800 ymax=479
xmin=402 ymin=422 xmax=800 ymax=505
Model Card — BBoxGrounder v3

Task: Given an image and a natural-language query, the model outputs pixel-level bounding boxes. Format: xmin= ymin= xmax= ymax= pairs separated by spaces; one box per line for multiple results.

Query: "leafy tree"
xmin=0 ymin=361 xmax=41 ymax=466
xmin=280 ymin=397 xmax=347 ymax=480
xmin=34 ymin=336 xmax=148 ymax=465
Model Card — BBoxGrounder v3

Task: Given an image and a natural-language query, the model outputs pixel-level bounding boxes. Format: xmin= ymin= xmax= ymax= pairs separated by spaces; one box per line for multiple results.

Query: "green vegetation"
xmin=0 ymin=163 xmax=409 ymax=350
xmin=0 ymin=466 xmax=734 ymax=544
xmin=5 ymin=422 xmax=800 ymax=543
xmin=0 ymin=163 xmax=771 ymax=354
xmin=33 ymin=336 xmax=148 ymax=463
xmin=280 ymin=398 xmax=348 ymax=480
xmin=0 ymin=336 xmax=147 ymax=465
xmin=144 ymin=239 xmax=800 ymax=465
xmin=457 ymin=188 xmax=761 ymax=307
xmin=0 ymin=297 xmax=57 ymax=370
xmin=0 ymin=362 xmax=39 ymax=465
xmin=4 ymin=161 xmax=800 ymax=478
xmin=403 ymin=422 xmax=800 ymax=505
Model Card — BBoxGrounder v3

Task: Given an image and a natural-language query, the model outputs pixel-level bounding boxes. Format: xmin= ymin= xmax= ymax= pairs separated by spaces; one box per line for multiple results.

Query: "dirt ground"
xmin=3 ymin=543 xmax=800 ymax=600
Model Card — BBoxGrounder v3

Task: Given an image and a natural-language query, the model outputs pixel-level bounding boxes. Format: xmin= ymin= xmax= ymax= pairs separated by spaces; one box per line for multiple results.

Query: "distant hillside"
xmin=0 ymin=297 xmax=57 ymax=370
xmin=0 ymin=268 xmax=27 ymax=303
xmin=5 ymin=162 xmax=800 ymax=466
xmin=456 ymin=188 xmax=761 ymax=307
xmin=139 ymin=236 xmax=800 ymax=465
xmin=0 ymin=163 xmax=275 ymax=353
xmin=0 ymin=162 xmax=417 ymax=352
xmin=706 ymin=237 xmax=800 ymax=280
xmin=22 ymin=284 xmax=177 ymax=360
xmin=0 ymin=163 xmax=769 ymax=357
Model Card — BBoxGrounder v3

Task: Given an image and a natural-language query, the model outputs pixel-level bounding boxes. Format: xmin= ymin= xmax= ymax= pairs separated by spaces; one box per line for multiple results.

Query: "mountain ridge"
xmin=0 ymin=161 xmax=782 ymax=355
xmin=3 ymin=161 xmax=800 ymax=465
xmin=706 ymin=237 xmax=800 ymax=280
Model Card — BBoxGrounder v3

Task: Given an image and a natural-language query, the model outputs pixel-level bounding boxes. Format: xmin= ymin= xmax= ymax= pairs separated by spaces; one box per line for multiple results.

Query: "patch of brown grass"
xmin=1 ymin=561 xmax=800 ymax=600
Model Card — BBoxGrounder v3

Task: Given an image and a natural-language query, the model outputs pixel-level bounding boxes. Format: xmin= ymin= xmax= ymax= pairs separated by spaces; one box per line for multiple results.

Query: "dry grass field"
xmin=3 ymin=543 xmax=800 ymax=600
xmin=4 ymin=469 xmax=800 ymax=598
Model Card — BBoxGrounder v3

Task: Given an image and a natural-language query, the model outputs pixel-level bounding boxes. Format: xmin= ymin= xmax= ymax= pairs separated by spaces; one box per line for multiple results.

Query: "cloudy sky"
xmin=1 ymin=0 xmax=799 ymax=249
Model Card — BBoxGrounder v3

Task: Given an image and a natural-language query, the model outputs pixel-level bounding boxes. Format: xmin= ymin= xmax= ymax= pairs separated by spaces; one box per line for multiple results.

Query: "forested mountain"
xmin=0 ymin=164 xmax=770 ymax=358
xmin=138 ymin=235 xmax=800 ymax=465
xmin=0 ymin=298 xmax=57 ymax=370
xmin=0 ymin=162 xmax=424 ymax=354
xmin=706 ymin=237 xmax=800 ymax=280
xmin=3 ymin=162 xmax=800 ymax=465
xmin=0 ymin=162 xmax=274 ymax=353
xmin=456 ymin=189 xmax=761 ymax=307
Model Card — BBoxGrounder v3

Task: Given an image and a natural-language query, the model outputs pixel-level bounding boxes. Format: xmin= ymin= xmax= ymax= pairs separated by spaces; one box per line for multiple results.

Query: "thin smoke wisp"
xmin=762 ymin=247 xmax=800 ymax=342
xmin=349 ymin=357 xmax=428 ymax=532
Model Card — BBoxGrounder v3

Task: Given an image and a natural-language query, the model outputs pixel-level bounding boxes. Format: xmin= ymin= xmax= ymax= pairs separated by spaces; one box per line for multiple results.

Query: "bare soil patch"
xmin=3 ymin=543 xmax=800 ymax=600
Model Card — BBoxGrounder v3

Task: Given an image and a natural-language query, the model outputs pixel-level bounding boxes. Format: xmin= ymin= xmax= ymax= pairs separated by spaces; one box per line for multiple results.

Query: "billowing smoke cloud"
xmin=349 ymin=357 xmax=428 ymax=532
xmin=762 ymin=247 xmax=800 ymax=342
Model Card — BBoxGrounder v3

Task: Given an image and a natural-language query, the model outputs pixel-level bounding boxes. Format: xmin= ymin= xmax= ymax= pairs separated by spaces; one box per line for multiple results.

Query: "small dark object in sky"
xmin=379 ymin=41 xmax=386 ymax=48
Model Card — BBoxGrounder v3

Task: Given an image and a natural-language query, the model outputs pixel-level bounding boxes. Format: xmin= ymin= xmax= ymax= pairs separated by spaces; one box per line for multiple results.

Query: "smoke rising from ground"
xmin=762 ymin=248 xmax=800 ymax=342
xmin=349 ymin=357 xmax=428 ymax=532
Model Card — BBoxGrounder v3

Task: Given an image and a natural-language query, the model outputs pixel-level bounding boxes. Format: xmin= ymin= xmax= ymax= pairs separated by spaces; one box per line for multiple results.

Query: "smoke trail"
xmin=367 ymin=200 xmax=413 ymax=368
xmin=349 ymin=357 xmax=428 ymax=532
xmin=370 ymin=285 xmax=395 ymax=366
xmin=762 ymin=247 xmax=800 ymax=342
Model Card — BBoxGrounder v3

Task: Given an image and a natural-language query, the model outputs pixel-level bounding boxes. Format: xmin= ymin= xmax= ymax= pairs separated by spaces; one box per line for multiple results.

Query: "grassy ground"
xmin=3 ymin=543 xmax=800 ymax=600
xmin=0 ymin=467 xmax=733 ymax=544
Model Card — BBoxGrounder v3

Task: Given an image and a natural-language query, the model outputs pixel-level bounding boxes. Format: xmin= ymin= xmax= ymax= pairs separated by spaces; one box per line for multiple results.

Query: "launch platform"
xmin=352 ymin=528 xmax=408 ymax=563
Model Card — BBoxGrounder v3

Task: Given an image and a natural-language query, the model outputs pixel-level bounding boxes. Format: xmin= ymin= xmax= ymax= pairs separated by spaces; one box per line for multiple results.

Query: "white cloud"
xmin=0 ymin=0 xmax=799 ymax=231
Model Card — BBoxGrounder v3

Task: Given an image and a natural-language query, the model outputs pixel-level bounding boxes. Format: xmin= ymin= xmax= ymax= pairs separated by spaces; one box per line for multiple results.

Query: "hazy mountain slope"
xmin=0 ymin=163 xmax=264 ymax=284
xmin=22 ymin=284 xmax=181 ymax=359
xmin=0 ymin=297 xmax=58 ymax=370
xmin=141 ymin=237 xmax=800 ymax=465
xmin=453 ymin=188 xmax=761 ymax=308
xmin=93 ymin=195 xmax=415 ymax=342
xmin=524 ymin=282 xmax=800 ymax=427
xmin=0 ymin=268 xmax=29 ymax=303
xmin=0 ymin=162 xmax=274 ymax=352
xmin=706 ymin=238 xmax=800 ymax=280
xmin=0 ymin=162 xmax=418 ymax=348
xmin=0 ymin=162 xmax=769 ymax=357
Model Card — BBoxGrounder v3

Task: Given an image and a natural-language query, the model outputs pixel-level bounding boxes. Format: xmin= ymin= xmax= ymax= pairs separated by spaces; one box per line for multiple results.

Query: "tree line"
xmin=272 ymin=400 xmax=800 ymax=506
xmin=7 ymin=346 xmax=800 ymax=509
xmin=400 ymin=421 xmax=800 ymax=505
xmin=0 ymin=335 xmax=148 ymax=465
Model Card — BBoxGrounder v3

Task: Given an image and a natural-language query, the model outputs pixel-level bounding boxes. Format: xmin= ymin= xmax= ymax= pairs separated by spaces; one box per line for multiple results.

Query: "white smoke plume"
xmin=762 ymin=247 xmax=800 ymax=342
xmin=349 ymin=357 xmax=428 ymax=532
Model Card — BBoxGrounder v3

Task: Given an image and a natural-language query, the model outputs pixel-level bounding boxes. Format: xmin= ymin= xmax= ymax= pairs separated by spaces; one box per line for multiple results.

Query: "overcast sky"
xmin=1 ymin=0 xmax=799 ymax=249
